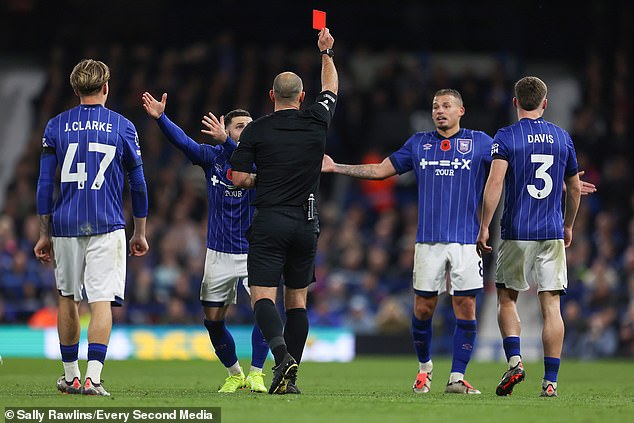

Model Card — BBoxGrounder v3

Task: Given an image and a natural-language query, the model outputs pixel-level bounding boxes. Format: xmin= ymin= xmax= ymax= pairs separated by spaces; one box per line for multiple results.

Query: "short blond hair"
xmin=70 ymin=59 xmax=110 ymax=96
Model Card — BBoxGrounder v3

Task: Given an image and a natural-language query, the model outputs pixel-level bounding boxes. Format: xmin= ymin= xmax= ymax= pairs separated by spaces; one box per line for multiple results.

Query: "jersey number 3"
xmin=61 ymin=143 xmax=116 ymax=190
xmin=527 ymin=154 xmax=553 ymax=199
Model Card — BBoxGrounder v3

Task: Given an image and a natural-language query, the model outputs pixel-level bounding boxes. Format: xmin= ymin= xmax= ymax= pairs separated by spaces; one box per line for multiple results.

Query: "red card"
xmin=313 ymin=9 xmax=326 ymax=30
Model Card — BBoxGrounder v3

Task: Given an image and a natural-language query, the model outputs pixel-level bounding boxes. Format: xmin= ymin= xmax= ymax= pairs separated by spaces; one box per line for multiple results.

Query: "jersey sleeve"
xmin=41 ymin=118 xmax=56 ymax=149
xmin=479 ymin=132 xmax=494 ymax=166
xmin=230 ymin=124 xmax=256 ymax=173
xmin=388 ymin=135 xmax=417 ymax=174
xmin=36 ymin=120 xmax=58 ymax=215
xmin=122 ymin=120 xmax=144 ymax=170
xmin=156 ymin=113 xmax=206 ymax=165
xmin=491 ymin=130 xmax=510 ymax=161
xmin=220 ymin=135 xmax=238 ymax=158
xmin=199 ymin=144 xmax=222 ymax=166
xmin=307 ymin=90 xmax=337 ymax=126
xmin=564 ymin=132 xmax=579 ymax=177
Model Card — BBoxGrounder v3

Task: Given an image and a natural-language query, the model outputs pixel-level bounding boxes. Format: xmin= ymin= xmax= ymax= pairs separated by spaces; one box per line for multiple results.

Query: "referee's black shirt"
xmin=230 ymin=90 xmax=337 ymax=207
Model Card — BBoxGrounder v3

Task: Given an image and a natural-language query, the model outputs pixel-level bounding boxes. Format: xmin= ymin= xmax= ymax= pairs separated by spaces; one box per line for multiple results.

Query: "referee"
xmin=230 ymin=27 xmax=337 ymax=395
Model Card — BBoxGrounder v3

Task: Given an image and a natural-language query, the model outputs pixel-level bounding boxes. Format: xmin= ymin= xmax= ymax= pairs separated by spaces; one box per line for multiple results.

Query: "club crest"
xmin=457 ymin=138 xmax=472 ymax=154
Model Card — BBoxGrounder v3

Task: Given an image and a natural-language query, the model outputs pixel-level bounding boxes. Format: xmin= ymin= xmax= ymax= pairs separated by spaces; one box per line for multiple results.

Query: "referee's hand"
xmin=318 ymin=28 xmax=334 ymax=51
xmin=321 ymin=154 xmax=336 ymax=173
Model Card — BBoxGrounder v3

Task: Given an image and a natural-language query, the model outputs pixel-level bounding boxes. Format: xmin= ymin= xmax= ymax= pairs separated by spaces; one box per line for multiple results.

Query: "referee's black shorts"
xmin=246 ymin=206 xmax=319 ymax=289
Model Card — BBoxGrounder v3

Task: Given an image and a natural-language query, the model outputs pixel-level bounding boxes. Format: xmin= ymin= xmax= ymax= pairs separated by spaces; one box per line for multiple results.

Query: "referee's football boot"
xmin=285 ymin=374 xmax=301 ymax=394
xmin=269 ymin=353 xmax=298 ymax=395
xmin=82 ymin=377 xmax=111 ymax=396
xmin=496 ymin=362 xmax=525 ymax=396
xmin=445 ymin=379 xmax=481 ymax=394
xmin=218 ymin=372 xmax=246 ymax=393
xmin=412 ymin=371 xmax=432 ymax=394
xmin=56 ymin=375 xmax=82 ymax=394
xmin=540 ymin=381 xmax=558 ymax=397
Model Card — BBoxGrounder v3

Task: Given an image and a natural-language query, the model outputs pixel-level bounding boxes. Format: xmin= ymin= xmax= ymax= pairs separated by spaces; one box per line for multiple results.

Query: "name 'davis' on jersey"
xmin=64 ymin=121 xmax=114 ymax=133
xmin=527 ymin=133 xmax=554 ymax=143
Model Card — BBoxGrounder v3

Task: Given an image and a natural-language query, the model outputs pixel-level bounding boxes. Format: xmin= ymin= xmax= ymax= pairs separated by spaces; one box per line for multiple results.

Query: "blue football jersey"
xmin=197 ymin=143 xmax=255 ymax=254
xmin=389 ymin=128 xmax=492 ymax=244
xmin=41 ymin=104 xmax=143 ymax=237
xmin=156 ymin=114 xmax=254 ymax=254
xmin=492 ymin=117 xmax=578 ymax=240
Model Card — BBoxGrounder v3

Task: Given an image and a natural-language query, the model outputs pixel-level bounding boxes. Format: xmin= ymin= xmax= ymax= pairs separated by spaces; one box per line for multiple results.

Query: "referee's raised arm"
xmin=229 ymin=28 xmax=339 ymax=395
xmin=318 ymin=28 xmax=338 ymax=95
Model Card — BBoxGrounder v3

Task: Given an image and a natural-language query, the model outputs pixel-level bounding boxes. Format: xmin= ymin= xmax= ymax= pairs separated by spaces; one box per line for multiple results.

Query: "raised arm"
xmin=321 ymin=154 xmax=397 ymax=180
xmin=318 ymin=28 xmax=338 ymax=95
xmin=142 ymin=92 xmax=203 ymax=163
xmin=476 ymin=158 xmax=508 ymax=255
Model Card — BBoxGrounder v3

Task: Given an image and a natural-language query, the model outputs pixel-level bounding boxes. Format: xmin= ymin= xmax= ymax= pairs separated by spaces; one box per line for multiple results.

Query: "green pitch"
xmin=1 ymin=357 xmax=633 ymax=423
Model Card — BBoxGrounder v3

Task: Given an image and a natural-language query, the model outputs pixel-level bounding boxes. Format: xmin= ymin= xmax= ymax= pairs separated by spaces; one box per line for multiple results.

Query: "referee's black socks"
xmin=284 ymin=308 xmax=308 ymax=364
xmin=253 ymin=298 xmax=287 ymax=365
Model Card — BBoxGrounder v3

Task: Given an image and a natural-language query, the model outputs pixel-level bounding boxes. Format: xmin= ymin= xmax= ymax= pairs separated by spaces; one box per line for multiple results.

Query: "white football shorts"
xmin=496 ymin=239 xmax=567 ymax=292
xmin=53 ymin=229 xmax=126 ymax=304
xmin=200 ymin=249 xmax=250 ymax=306
xmin=413 ymin=242 xmax=483 ymax=296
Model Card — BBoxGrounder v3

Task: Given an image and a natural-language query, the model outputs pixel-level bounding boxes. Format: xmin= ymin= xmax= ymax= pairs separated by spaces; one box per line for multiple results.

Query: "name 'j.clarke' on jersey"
xmin=64 ymin=120 xmax=113 ymax=133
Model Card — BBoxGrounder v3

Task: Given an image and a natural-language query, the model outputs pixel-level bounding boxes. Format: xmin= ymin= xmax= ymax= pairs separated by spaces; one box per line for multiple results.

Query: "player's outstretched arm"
xmin=321 ymin=154 xmax=397 ymax=180
xmin=142 ymin=91 xmax=204 ymax=163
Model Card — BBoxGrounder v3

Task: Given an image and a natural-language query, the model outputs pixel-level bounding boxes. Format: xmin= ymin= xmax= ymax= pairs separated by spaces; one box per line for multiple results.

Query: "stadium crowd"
xmin=0 ymin=35 xmax=632 ymax=358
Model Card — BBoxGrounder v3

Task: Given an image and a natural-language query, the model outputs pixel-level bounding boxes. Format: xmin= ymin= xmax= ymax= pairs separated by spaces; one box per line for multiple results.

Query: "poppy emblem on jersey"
xmin=226 ymin=168 xmax=233 ymax=181
xmin=457 ymin=138 xmax=472 ymax=154
xmin=423 ymin=143 xmax=432 ymax=150
xmin=440 ymin=139 xmax=451 ymax=151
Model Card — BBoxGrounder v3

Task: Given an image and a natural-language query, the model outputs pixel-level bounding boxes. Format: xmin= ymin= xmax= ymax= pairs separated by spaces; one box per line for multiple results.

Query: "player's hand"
xmin=578 ymin=170 xmax=597 ymax=195
xmin=201 ymin=112 xmax=228 ymax=143
xmin=563 ymin=226 xmax=573 ymax=248
xmin=129 ymin=234 xmax=149 ymax=257
xmin=34 ymin=236 xmax=53 ymax=263
xmin=318 ymin=27 xmax=334 ymax=51
xmin=476 ymin=227 xmax=492 ymax=257
xmin=142 ymin=92 xmax=167 ymax=119
xmin=321 ymin=154 xmax=336 ymax=173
